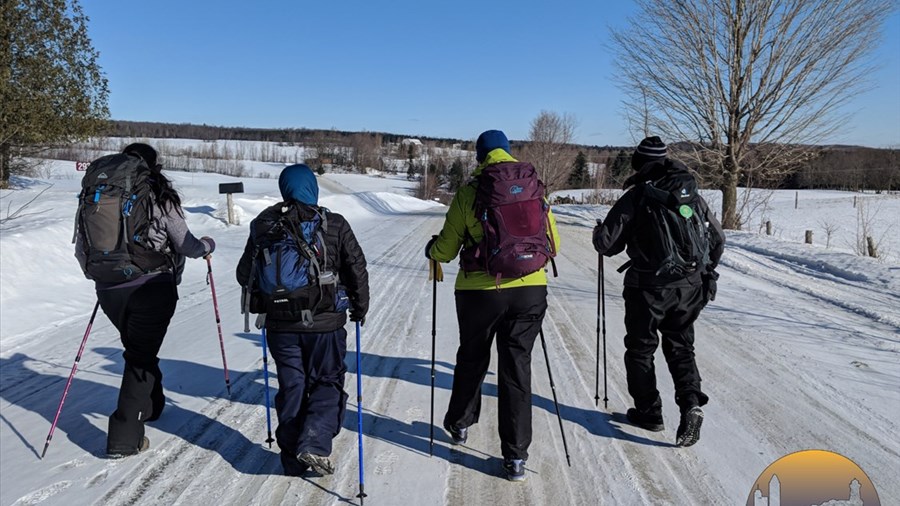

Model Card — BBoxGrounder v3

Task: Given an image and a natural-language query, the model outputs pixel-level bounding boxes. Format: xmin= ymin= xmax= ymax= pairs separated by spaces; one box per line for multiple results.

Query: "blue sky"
xmin=80 ymin=0 xmax=899 ymax=148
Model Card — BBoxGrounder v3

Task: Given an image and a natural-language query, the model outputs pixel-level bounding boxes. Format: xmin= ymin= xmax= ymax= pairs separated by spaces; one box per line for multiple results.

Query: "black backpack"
xmin=75 ymin=153 xmax=169 ymax=283
xmin=637 ymin=170 xmax=711 ymax=278
xmin=242 ymin=203 xmax=349 ymax=326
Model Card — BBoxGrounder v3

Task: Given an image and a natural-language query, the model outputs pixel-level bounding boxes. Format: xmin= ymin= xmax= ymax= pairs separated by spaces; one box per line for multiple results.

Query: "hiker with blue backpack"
xmin=425 ymin=130 xmax=560 ymax=481
xmin=592 ymin=136 xmax=725 ymax=447
xmin=236 ymin=163 xmax=369 ymax=477
xmin=74 ymin=143 xmax=216 ymax=457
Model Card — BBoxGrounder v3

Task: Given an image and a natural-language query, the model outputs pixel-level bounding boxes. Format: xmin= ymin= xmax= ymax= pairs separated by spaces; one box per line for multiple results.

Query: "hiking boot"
xmin=502 ymin=458 xmax=526 ymax=482
xmin=626 ymin=408 xmax=665 ymax=432
xmin=297 ymin=451 xmax=335 ymax=475
xmin=107 ymin=436 xmax=149 ymax=458
xmin=676 ymin=407 xmax=704 ymax=447
xmin=443 ymin=422 xmax=468 ymax=445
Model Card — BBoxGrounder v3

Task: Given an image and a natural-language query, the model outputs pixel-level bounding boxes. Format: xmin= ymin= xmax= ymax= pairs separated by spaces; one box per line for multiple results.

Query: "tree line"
xmin=4 ymin=0 xmax=897 ymax=231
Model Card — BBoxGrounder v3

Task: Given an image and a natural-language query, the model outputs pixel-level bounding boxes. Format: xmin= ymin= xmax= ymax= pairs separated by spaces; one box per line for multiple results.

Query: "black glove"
xmin=424 ymin=235 xmax=438 ymax=260
xmin=349 ymin=308 xmax=366 ymax=326
xmin=702 ymin=270 xmax=719 ymax=303
xmin=592 ymin=222 xmax=605 ymax=254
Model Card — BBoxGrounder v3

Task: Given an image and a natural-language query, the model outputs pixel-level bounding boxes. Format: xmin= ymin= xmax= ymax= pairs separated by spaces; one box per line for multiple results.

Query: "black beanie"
xmin=123 ymin=143 xmax=158 ymax=169
xmin=631 ymin=136 xmax=667 ymax=171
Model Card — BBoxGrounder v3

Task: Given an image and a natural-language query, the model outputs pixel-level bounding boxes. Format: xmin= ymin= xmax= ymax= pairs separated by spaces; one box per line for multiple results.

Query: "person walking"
xmin=593 ymin=136 xmax=724 ymax=447
xmin=236 ymin=164 xmax=369 ymax=477
xmin=74 ymin=142 xmax=216 ymax=457
xmin=426 ymin=130 xmax=560 ymax=481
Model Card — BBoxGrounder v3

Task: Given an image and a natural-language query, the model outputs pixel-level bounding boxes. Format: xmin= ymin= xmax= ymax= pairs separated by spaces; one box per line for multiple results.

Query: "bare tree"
xmin=611 ymin=0 xmax=893 ymax=229
xmin=348 ymin=132 xmax=383 ymax=173
xmin=520 ymin=110 xmax=578 ymax=193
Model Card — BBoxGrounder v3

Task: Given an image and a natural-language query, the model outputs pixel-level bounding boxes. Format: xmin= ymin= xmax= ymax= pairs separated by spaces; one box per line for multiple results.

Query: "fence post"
xmin=795 ymin=191 xmax=799 ymax=210
xmin=866 ymin=236 xmax=878 ymax=258
xmin=805 ymin=230 xmax=813 ymax=244
xmin=766 ymin=221 xmax=772 ymax=236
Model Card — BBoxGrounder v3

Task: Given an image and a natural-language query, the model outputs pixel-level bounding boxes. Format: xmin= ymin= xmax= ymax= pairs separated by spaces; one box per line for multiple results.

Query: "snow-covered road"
xmin=2 ymin=172 xmax=897 ymax=505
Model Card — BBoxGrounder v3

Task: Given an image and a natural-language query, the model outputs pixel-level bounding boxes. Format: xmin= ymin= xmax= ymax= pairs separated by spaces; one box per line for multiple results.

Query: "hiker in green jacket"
xmin=426 ymin=129 xmax=560 ymax=481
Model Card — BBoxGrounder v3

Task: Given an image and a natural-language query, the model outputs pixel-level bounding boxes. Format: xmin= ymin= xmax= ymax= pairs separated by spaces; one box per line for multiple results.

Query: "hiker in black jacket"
xmin=236 ymin=164 xmax=369 ymax=477
xmin=593 ymin=136 xmax=724 ymax=447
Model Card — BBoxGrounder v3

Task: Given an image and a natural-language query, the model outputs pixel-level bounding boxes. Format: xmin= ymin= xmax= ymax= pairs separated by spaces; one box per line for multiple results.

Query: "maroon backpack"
xmin=460 ymin=162 xmax=556 ymax=283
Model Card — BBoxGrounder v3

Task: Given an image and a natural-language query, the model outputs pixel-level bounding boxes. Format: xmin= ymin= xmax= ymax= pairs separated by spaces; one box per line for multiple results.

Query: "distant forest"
xmin=106 ymin=120 xmax=897 ymax=192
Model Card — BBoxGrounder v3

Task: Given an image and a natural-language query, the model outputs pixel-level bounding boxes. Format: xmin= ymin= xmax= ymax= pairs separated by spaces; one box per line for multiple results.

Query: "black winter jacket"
xmin=593 ymin=159 xmax=725 ymax=288
xmin=236 ymin=202 xmax=369 ymax=333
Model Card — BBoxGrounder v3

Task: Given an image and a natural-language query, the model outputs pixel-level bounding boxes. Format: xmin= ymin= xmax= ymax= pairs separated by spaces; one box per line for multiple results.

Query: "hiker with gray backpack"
xmin=73 ymin=143 xmax=215 ymax=457
xmin=236 ymin=163 xmax=369 ymax=478
xmin=592 ymin=136 xmax=724 ymax=447
xmin=425 ymin=130 xmax=561 ymax=481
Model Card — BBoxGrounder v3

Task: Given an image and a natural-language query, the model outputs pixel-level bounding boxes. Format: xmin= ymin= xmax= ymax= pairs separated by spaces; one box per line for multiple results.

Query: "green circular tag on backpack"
xmin=679 ymin=204 xmax=694 ymax=219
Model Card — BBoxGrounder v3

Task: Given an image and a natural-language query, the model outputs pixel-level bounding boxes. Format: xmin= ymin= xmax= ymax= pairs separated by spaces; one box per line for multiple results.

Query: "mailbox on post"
xmin=218 ymin=182 xmax=244 ymax=225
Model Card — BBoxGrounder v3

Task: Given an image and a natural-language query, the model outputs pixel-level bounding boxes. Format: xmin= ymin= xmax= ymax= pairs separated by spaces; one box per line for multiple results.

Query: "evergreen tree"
xmin=448 ymin=158 xmax=466 ymax=192
xmin=567 ymin=151 xmax=589 ymax=188
xmin=1 ymin=0 xmax=110 ymax=187
xmin=610 ymin=149 xmax=632 ymax=185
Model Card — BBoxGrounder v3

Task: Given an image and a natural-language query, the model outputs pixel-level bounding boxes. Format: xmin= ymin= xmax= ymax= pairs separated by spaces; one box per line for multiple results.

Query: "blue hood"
xmin=278 ymin=164 xmax=319 ymax=205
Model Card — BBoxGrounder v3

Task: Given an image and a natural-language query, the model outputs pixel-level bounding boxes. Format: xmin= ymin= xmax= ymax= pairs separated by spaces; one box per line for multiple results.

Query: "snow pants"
xmin=97 ymin=278 xmax=176 ymax=453
xmin=444 ymin=285 xmax=547 ymax=461
xmin=266 ymin=328 xmax=349 ymax=476
xmin=622 ymin=284 xmax=710 ymax=415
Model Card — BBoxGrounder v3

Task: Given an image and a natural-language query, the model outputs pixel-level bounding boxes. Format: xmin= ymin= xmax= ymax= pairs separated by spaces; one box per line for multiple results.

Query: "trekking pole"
xmin=599 ymin=249 xmax=608 ymax=410
xmin=41 ymin=300 xmax=100 ymax=459
xmin=206 ymin=256 xmax=232 ymax=396
xmin=596 ymin=252 xmax=601 ymax=407
xmin=539 ymin=329 xmax=571 ymax=467
xmin=355 ymin=321 xmax=368 ymax=504
xmin=261 ymin=328 xmax=274 ymax=448
xmin=429 ymin=256 xmax=438 ymax=457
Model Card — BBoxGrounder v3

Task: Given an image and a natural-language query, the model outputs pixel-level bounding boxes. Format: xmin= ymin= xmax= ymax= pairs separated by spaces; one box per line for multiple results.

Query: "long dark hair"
xmin=150 ymin=171 xmax=183 ymax=216
xmin=123 ymin=143 xmax=183 ymax=215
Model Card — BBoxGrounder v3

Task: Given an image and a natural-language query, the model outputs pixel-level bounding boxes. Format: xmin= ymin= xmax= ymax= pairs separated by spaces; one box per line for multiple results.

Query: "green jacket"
xmin=428 ymin=148 xmax=561 ymax=290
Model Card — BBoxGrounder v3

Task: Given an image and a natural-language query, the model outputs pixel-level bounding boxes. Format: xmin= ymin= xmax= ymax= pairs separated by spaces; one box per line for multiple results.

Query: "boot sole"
xmin=676 ymin=408 xmax=704 ymax=447
xmin=297 ymin=452 xmax=335 ymax=475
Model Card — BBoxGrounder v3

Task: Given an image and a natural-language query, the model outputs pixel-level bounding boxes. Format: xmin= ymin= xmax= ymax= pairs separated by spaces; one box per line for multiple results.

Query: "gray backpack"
xmin=75 ymin=153 xmax=169 ymax=283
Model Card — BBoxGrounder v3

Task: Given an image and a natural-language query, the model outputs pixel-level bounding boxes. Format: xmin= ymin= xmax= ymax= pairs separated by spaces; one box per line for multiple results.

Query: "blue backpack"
xmin=244 ymin=203 xmax=349 ymax=325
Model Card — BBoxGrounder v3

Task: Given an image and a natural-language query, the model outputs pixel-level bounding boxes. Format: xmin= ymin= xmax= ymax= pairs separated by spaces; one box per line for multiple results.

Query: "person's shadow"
xmin=0 ymin=350 xmax=280 ymax=474
xmin=337 ymin=350 xmax=670 ymax=475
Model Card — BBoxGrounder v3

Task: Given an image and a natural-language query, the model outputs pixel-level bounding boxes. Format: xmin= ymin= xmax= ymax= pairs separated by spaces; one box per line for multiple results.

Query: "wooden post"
xmin=766 ymin=221 xmax=772 ymax=236
xmin=218 ymin=182 xmax=244 ymax=227
xmin=805 ymin=230 xmax=813 ymax=244
xmin=866 ymin=236 xmax=878 ymax=258
xmin=853 ymin=195 xmax=857 ymax=208
xmin=795 ymin=191 xmax=799 ymax=209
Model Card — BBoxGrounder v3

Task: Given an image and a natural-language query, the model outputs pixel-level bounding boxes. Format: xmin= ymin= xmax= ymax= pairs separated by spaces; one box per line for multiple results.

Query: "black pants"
xmin=267 ymin=328 xmax=349 ymax=476
xmin=97 ymin=278 xmax=177 ymax=452
xmin=622 ymin=284 xmax=709 ymax=415
xmin=444 ymin=286 xmax=547 ymax=461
